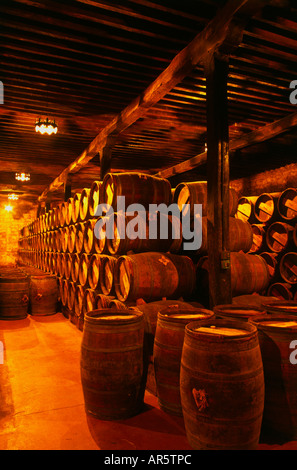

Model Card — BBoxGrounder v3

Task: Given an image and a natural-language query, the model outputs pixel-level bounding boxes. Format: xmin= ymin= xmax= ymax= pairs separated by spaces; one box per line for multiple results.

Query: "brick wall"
xmin=0 ymin=206 xmax=35 ymax=266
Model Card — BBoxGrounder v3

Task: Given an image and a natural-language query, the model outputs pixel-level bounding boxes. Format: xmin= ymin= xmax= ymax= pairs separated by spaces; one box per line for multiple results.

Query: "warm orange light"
xmin=5 ymin=205 xmax=13 ymax=212
xmin=8 ymin=193 xmax=19 ymax=200
xmin=15 ymin=172 xmax=30 ymax=182
xmin=35 ymin=118 xmax=58 ymax=135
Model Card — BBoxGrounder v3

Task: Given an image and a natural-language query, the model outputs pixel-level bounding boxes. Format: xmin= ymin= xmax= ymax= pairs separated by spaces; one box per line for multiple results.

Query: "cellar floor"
xmin=0 ymin=312 xmax=297 ymax=451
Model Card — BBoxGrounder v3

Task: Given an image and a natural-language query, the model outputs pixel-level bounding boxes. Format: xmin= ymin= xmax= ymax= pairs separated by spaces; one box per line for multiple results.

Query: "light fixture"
xmin=8 ymin=193 xmax=19 ymax=200
xmin=5 ymin=204 xmax=13 ymax=212
xmin=15 ymin=172 xmax=30 ymax=182
xmin=35 ymin=117 xmax=58 ymax=135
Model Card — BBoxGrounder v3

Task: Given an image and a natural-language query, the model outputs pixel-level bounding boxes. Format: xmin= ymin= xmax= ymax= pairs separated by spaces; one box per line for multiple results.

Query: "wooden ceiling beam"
xmin=155 ymin=111 xmax=297 ymax=179
xmin=38 ymin=0 xmax=267 ymax=202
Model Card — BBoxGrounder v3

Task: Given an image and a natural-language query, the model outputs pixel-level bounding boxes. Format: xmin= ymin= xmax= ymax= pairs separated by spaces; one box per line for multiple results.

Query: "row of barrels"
xmin=80 ymin=300 xmax=297 ymax=449
xmin=236 ymin=188 xmax=297 ymax=224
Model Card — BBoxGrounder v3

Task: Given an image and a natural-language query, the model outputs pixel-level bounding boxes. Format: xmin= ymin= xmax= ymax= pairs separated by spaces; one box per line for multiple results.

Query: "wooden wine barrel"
xmin=71 ymin=193 xmax=81 ymax=224
xmin=259 ymin=252 xmax=279 ymax=280
xmin=79 ymin=188 xmax=91 ymax=222
xmin=70 ymin=253 xmax=80 ymax=283
xmin=80 ymin=309 xmax=146 ymax=420
xmin=214 ymin=304 xmax=266 ymax=321
xmin=249 ymin=224 xmax=266 ymax=254
xmin=88 ymin=254 xmax=101 ymax=291
xmin=102 ymin=172 xmax=172 ymax=210
xmin=236 ymin=196 xmax=258 ymax=223
xmin=0 ymin=275 xmax=29 ymax=320
xmin=198 ymin=217 xmax=253 ymax=255
xmin=262 ymin=300 xmax=297 ymax=315
xmin=180 ymin=318 xmax=264 ymax=450
xmin=64 ymin=253 xmax=72 ymax=280
xmin=279 ymin=252 xmax=297 ymax=284
xmin=74 ymin=284 xmax=85 ymax=319
xmin=153 ymin=306 xmax=214 ymax=416
xmin=60 ymin=278 xmax=68 ymax=307
xmin=267 ymin=282 xmax=293 ymax=300
xmin=30 ymin=275 xmax=58 ymax=315
xmin=65 ymin=198 xmax=74 ymax=226
xmin=232 ymin=294 xmax=278 ymax=309
xmin=60 ymin=254 xmax=66 ymax=279
xmin=93 ymin=216 xmax=108 ymax=254
xmin=108 ymin=299 xmax=129 ymax=310
xmin=55 ymin=228 xmax=63 ymax=253
xmin=106 ymin=212 xmax=183 ymax=256
xmin=67 ymin=224 xmax=77 ymax=254
xmin=95 ymin=293 xmax=112 ymax=308
xmin=65 ymin=281 xmax=75 ymax=311
xmin=196 ymin=252 xmax=270 ymax=297
xmin=266 ymin=221 xmax=294 ymax=253
xmin=250 ymin=314 xmax=297 ymax=439
xmin=254 ymin=192 xmax=281 ymax=223
xmin=82 ymin=288 xmax=96 ymax=316
xmin=83 ymin=219 xmax=97 ymax=254
xmin=99 ymin=255 xmax=116 ymax=296
xmin=174 ymin=181 xmax=238 ymax=217
xmin=75 ymin=222 xmax=86 ymax=254
xmin=78 ymin=254 xmax=90 ymax=287
xmin=114 ymin=252 xmax=196 ymax=302
xmin=61 ymin=227 xmax=69 ymax=253
xmin=89 ymin=180 xmax=102 ymax=218
xmin=278 ymin=188 xmax=297 ymax=221
xmin=59 ymin=201 xmax=67 ymax=227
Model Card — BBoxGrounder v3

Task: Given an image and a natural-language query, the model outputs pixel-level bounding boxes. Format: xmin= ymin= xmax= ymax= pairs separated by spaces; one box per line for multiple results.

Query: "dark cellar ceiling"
xmin=0 ymin=0 xmax=297 ymax=207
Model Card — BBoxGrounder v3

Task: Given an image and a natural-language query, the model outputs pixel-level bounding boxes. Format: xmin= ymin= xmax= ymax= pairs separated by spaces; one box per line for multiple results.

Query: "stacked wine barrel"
xmin=17 ymin=173 xmax=199 ymax=331
xmin=234 ymin=188 xmax=297 ymax=302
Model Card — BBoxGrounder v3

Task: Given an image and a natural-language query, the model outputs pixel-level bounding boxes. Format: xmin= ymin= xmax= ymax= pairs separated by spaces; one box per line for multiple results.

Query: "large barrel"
xmin=259 ymin=252 xmax=279 ymax=281
xmin=250 ymin=314 xmax=297 ymax=439
xmin=214 ymin=304 xmax=266 ymax=321
xmin=0 ymin=275 xmax=29 ymax=320
xmin=29 ymin=275 xmax=58 ymax=316
xmin=102 ymin=172 xmax=172 ymax=210
xmin=267 ymin=283 xmax=293 ymax=300
xmin=80 ymin=309 xmax=146 ymax=420
xmin=114 ymin=252 xmax=196 ymax=302
xmin=180 ymin=318 xmax=265 ymax=450
xmin=106 ymin=212 xmax=182 ymax=256
xmin=254 ymin=192 xmax=281 ymax=223
xmin=278 ymin=188 xmax=297 ymax=221
xmin=279 ymin=252 xmax=297 ymax=285
xmin=196 ymin=252 xmax=270 ymax=297
xmin=197 ymin=217 xmax=253 ymax=255
xmin=89 ymin=180 xmax=102 ymax=218
xmin=174 ymin=181 xmax=238 ymax=217
xmin=266 ymin=222 xmax=294 ymax=253
xmin=153 ymin=306 xmax=214 ymax=416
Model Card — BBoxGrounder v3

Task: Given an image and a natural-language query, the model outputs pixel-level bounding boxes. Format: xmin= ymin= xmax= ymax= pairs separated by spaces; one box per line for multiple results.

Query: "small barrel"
xmin=174 ymin=181 xmax=238 ymax=217
xmin=267 ymin=282 xmax=293 ymax=301
xmin=0 ymin=275 xmax=29 ymax=320
xmin=88 ymin=254 xmax=101 ymax=291
xmin=153 ymin=306 xmax=214 ymax=416
xmin=99 ymin=255 xmax=116 ymax=296
xmin=259 ymin=252 xmax=279 ymax=280
xmin=279 ymin=252 xmax=297 ymax=285
xmin=214 ymin=304 xmax=266 ymax=321
xmin=266 ymin=222 xmax=294 ymax=253
xmin=79 ymin=188 xmax=91 ymax=222
xmin=235 ymin=196 xmax=258 ymax=223
xmin=254 ymin=192 xmax=281 ymax=223
xmin=278 ymin=188 xmax=297 ymax=221
xmin=250 ymin=314 xmax=297 ymax=439
xmin=29 ymin=275 xmax=58 ymax=316
xmin=102 ymin=172 xmax=172 ymax=211
xmin=114 ymin=252 xmax=196 ymax=302
xmin=78 ymin=254 xmax=90 ymax=287
xmin=89 ymin=180 xmax=102 ymax=218
xmin=80 ymin=309 xmax=146 ymax=420
xmin=95 ymin=294 xmax=112 ymax=309
xmin=180 ymin=318 xmax=265 ymax=450
xmin=249 ymin=224 xmax=266 ymax=254
xmin=72 ymin=193 xmax=81 ymax=224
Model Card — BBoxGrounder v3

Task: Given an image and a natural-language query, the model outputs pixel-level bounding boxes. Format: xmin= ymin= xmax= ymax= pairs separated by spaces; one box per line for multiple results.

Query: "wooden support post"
xmin=45 ymin=199 xmax=51 ymax=213
xmin=205 ymin=52 xmax=231 ymax=307
xmin=64 ymin=174 xmax=72 ymax=201
xmin=100 ymin=136 xmax=117 ymax=180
